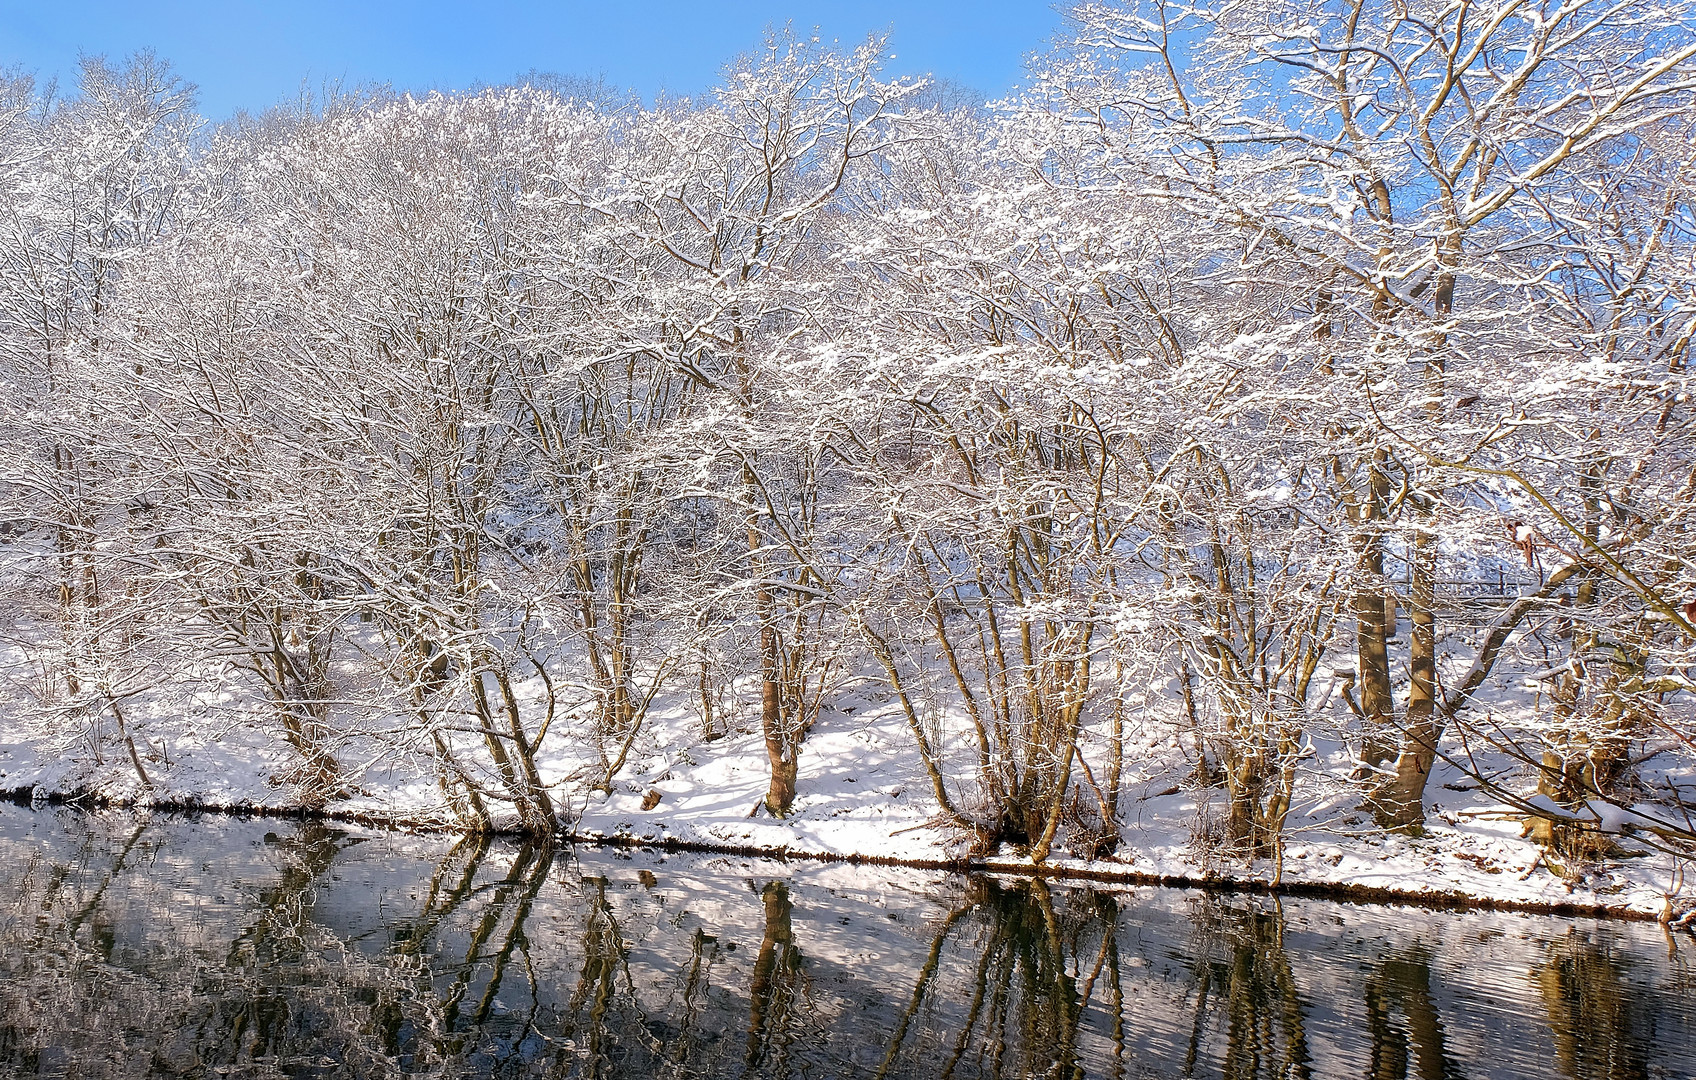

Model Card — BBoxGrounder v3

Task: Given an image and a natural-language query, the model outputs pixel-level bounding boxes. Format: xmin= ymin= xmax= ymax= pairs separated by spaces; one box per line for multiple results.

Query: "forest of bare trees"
xmin=1 ymin=0 xmax=1693 ymax=868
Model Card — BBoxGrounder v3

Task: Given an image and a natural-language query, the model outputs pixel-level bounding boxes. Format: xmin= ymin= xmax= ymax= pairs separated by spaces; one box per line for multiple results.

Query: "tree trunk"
xmin=1374 ymin=523 xmax=1438 ymax=828
xmin=748 ymin=461 xmax=796 ymax=816
xmin=1355 ymin=449 xmax=1396 ymax=771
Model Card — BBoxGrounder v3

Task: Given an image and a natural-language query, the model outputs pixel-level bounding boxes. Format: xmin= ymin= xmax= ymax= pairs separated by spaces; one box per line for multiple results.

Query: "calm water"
xmin=1 ymin=805 xmax=1692 ymax=1079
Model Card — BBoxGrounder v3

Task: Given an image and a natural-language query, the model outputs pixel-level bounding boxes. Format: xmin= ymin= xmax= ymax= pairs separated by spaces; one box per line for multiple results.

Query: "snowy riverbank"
xmin=5 ymin=682 xmax=1692 ymax=926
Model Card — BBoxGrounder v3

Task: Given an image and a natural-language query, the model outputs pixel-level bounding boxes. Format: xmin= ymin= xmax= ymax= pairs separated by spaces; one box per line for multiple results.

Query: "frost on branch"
xmin=0 ymin=6 xmax=1692 ymax=881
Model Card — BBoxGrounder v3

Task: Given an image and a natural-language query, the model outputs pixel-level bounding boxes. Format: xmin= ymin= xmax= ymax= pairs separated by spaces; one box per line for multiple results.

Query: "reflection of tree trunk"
xmin=209 ymin=824 xmax=351 ymax=1065
xmin=1028 ymin=879 xmax=1084 ymax=1077
xmin=1103 ymin=911 xmax=1126 ymax=1080
xmin=563 ymin=875 xmax=635 ymax=1072
xmin=1531 ymin=931 xmax=1650 ymax=1080
xmin=1183 ymin=950 xmax=1212 ymax=1078
xmin=440 ymin=843 xmax=553 ymax=1040
xmin=464 ymin=844 xmax=554 ymax=1032
xmin=1364 ymin=948 xmax=1463 ymax=1080
xmin=876 ymin=898 xmax=973 ymax=1079
xmin=910 ymin=879 xmax=1110 ymax=1080
xmin=236 ymin=824 xmax=345 ymax=956
xmin=937 ymin=890 xmax=1008 ymax=1080
xmin=1186 ymin=900 xmax=1314 ymax=1080
xmin=397 ymin=834 xmax=492 ymax=953
xmin=1223 ymin=918 xmax=1311 ymax=1080
xmin=746 ymin=880 xmax=803 ymax=1069
xmin=64 ymin=820 xmax=150 ymax=937
xmin=667 ymin=927 xmax=720 ymax=1069
xmin=1070 ymin=889 xmax=1123 ymax=1080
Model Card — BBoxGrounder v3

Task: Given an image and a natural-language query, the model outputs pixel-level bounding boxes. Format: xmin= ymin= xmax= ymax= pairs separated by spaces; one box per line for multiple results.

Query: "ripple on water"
xmin=0 ymin=803 xmax=1691 ymax=1079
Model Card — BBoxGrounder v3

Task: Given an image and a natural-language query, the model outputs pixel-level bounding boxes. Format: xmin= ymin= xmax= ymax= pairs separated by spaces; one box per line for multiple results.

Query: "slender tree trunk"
xmin=746 ymin=461 xmax=796 ymax=815
xmin=1355 ymin=449 xmax=1396 ymax=772
xmin=109 ymin=700 xmax=150 ymax=790
xmin=1376 ymin=523 xmax=1438 ymax=827
xmin=1373 ymin=251 xmax=1454 ymax=827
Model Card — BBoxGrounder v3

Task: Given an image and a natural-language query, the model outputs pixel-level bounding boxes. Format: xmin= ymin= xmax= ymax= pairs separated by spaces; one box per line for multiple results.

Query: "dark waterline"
xmin=1 ymin=805 xmax=1691 ymax=1079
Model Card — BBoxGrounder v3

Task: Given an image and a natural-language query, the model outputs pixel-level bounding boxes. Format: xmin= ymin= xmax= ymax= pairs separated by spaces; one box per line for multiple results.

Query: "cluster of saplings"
xmin=2 ymin=0 xmax=1693 ymax=864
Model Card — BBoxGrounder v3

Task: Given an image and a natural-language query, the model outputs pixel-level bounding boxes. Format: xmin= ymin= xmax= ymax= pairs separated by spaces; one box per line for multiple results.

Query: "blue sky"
xmin=0 ymin=1 xmax=1066 ymax=118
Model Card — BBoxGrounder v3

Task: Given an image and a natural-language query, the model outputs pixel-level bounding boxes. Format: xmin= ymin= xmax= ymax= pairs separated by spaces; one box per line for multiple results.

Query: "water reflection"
xmin=1170 ymin=899 xmax=1313 ymax=1080
xmin=1530 ymin=929 xmax=1655 ymax=1080
xmin=0 ymin=805 xmax=1690 ymax=1079
xmin=1363 ymin=947 xmax=1461 ymax=1080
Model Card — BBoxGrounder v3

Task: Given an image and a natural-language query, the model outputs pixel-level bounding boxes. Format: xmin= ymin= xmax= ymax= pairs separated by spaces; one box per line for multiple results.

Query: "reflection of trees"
xmin=2 ymin=813 xmax=1693 ymax=1080
xmin=873 ymin=885 xmax=1321 ymax=1080
xmin=1531 ymin=930 xmax=1652 ymax=1080
xmin=190 ymin=823 xmax=356 ymax=1070
xmin=62 ymin=819 xmax=153 ymax=946
xmin=1363 ymin=947 xmax=1463 ymax=1080
xmin=745 ymin=880 xmax=808 ymax=1074
xmin=0 ymin=819 xmax=556 ymax=1079
xmin=396 ymin=833 xmax=492 ymax=951
xmin=229 ymin=823 xmax=346 ymax=964
xmin=1180 ymin=899 xmax=1313 ymax=1080
xmin=560 ymin=872 xmax=645 ymax=1077
xmin=438 ymin=842 xmax=555 ymax=1040
xmin=0 ymin=817 xmax=167 ymax=1074
xmin=876 ymin=879 xmax=1124 ymax=1080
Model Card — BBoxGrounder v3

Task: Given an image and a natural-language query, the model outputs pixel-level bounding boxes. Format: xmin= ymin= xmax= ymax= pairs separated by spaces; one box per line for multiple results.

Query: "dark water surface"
xmin=1 ymin=805 xmax=1692 ymax=1079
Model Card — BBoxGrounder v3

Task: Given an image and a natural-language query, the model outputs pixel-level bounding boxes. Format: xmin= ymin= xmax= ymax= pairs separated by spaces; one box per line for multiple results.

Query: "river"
xmin=0 ymin=804 xmax=1690 ymax=1078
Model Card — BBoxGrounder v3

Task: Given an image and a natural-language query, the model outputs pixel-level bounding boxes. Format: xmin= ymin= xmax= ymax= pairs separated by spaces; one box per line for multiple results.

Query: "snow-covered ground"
xmin=4 ymin=663 xmax=1692 ymax=926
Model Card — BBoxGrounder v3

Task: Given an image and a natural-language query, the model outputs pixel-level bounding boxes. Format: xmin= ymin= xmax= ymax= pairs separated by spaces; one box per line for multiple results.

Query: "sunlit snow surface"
xmin=6 ymin=673 xmax=1690 ymax=922
xmin=2 ymin=804 xmax=1692 ymax=1079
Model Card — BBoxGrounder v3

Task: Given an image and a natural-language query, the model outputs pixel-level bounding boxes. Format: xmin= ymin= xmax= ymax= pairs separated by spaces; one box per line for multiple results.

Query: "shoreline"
xmin=10 ymin=784 xmax=1691 ymax=929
